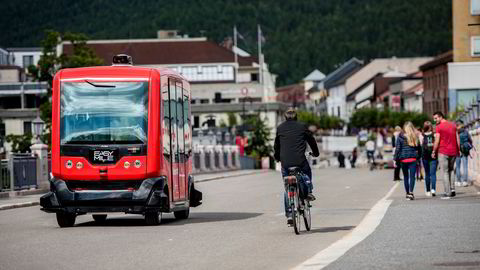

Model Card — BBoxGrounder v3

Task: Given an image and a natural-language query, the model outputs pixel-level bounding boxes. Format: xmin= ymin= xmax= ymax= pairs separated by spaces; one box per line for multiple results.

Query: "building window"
xmin=23 ymin=121 xmax=32 ymax=134
xmin=337 ymin=106 xmax=340 ymax=117
xmin=251 ymin=73 xmax=258 ymax=82
xmin=200 ymin=99 xmax=209 ymax=104
xmin=22 ymin=55 xmax=33 ymax=68
xmin=472 ymin=0 xmax=480 ymax=15
xmin=193 ymin=116 xmax=200 ymax=128
xmin=472 ymin=36 xmax=480 ymax=57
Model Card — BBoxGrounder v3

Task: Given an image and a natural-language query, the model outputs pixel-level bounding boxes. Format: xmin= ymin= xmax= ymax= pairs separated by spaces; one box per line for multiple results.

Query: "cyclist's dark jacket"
xmin=274 ymin=119 xmax=320 ymax=168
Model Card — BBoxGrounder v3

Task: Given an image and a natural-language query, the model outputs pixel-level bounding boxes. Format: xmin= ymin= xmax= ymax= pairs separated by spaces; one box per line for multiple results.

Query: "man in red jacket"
xmin=432 ymin=111 xmax=460 ymax=199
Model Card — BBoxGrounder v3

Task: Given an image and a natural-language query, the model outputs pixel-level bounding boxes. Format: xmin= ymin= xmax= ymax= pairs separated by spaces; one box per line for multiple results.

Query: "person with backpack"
xmin=421 ymin=121 xmax=438 ymax=196
xmin=456 ymin=121 xmax=472 ymax=187
xmin=394 ymin=121 xmax=421 ymax=200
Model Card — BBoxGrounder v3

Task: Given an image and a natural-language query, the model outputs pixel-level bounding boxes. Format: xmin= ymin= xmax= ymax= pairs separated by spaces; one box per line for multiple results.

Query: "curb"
xmin=194 ymin=170 xmax=271 ymax=183
xmin=0 ymin=201 xmax=40 ymax=211
xmin=0 ymin=188 xmax=49 ymax=199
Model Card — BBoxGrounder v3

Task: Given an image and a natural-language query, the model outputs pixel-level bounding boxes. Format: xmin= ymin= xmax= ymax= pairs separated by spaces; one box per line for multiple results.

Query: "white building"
xmin=323 ymin=58 xmax=363 ymax=122
xmin=6 ymin=47 xmax=42 ymax=69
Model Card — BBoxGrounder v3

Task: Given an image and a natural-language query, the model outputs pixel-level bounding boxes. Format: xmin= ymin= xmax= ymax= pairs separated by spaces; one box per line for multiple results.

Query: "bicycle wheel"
xmin=303 ymin=200 xmax=311 ymax=231
xmin=292 ymin=186 xmax=301 ymax=235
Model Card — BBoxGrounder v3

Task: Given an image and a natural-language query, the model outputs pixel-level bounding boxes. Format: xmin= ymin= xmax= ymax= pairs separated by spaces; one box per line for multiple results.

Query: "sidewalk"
xmin=0 ymin=169 xmax=270 ymax=211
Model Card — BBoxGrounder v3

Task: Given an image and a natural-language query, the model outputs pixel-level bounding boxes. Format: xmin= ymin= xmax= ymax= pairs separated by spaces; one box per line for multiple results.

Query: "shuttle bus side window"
xmin=176 ymin=82 xmax=184 ymax=162
xmin=170 ymin=81 xmax=177 ymax=161
xmin=184 ymin=93 xmax=191 ymax=156
xmin=162 ymin=85 xmax=170 ymax=158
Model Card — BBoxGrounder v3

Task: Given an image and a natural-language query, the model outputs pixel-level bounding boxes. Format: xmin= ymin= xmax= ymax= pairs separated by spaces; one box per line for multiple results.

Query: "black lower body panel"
xmin=40 ymin=177 xmax=169 ymax=214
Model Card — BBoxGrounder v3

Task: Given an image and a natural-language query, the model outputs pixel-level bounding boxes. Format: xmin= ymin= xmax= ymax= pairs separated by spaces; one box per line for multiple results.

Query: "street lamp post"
xmin=32 ymin=115 xmax=45 ymax=144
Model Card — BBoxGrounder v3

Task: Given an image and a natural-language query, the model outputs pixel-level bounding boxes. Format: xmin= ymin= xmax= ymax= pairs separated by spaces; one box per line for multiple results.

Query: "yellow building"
xmin=448 ymin=0 xmax=480 ymax=111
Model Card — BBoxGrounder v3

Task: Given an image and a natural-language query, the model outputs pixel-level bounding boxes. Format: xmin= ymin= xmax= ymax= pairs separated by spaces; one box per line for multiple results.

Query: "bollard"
xmin=205 ymin=145 xmax=216 ymax=171
xmin=215 ymin=145 xmax=225 ymax=171
xmin=233 ymin=145 xmax=241 ymax=169
xmin=198 ymin=145 xmax=209 ymax=172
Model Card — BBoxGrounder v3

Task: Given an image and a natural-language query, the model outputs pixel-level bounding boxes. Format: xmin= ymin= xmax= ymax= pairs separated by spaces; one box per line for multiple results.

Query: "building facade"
xmin=448 ymin=0 xmax=480 ymax=112
xmin=6 ymin=47 xmax=42 ymax=69
xmin=323 ymin=58 xmax=363 ymax=122
xmin=420 ymin=51 xmax=452 ymax=116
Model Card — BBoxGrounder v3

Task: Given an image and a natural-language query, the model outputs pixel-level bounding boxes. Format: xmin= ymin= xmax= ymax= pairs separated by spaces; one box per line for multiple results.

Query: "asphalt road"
xmin=326 ymin=181 xmax=480 ymax=270
xmin=0 ymin=168 xmax=394 ymax=270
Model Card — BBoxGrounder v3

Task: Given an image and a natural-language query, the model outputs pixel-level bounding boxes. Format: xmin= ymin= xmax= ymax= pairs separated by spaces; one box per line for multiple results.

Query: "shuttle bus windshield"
xmin=60 ymin=81 xmax=148 ymax=145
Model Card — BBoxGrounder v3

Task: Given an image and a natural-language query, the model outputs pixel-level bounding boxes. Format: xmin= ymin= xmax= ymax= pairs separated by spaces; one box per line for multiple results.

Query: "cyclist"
xmin=274 ymin=108 xmax=320 ymax=224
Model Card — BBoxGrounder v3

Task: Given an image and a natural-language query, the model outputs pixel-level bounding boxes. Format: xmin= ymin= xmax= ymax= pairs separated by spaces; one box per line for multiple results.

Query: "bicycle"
xmin=283 ymin=167 xmax=311 ymax=235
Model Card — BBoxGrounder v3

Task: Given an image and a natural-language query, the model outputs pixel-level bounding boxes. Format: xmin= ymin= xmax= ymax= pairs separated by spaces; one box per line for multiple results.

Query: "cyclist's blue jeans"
xmin=282 ymin=162 xmax=312 ymax=217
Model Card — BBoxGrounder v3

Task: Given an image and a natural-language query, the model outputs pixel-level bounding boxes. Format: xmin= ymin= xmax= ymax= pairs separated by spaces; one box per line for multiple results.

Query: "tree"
xmin=244 ymin=114 xmax=273 ymax=158
xmin=227 ymin=112 xmax=238 ymax=127
xmin=32 ymin=30 xmax=103 ymax=148
xmin=349 ymin=108 xmax=431 ymax=129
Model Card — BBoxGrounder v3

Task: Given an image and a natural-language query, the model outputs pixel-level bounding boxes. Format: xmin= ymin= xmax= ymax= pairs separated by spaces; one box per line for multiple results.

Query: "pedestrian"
xmin=338 ymin=151 xmax=345 ymax=168
xmin=456 ymin=121 xmax=472 ymax=187
xmin=394 ymin=121 xmax=421 ymax=200
xmin=432 ymin=111 xmax=460 ymax=199
xmin=366 ymin=137 xmax=375 ymax=166
xmin=416 ymin=127 xmax=424 ymax=181
xmin=393 ymin=126 xmax=402 ymax=181
xmin=350 ymin=147 xmax=357 ymax=168
xmin=421 ymin=121 xmax=438 ymax=197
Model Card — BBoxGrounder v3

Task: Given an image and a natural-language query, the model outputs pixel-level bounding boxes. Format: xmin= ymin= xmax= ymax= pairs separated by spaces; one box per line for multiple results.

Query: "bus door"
xmin=175 ymin=81 xmax=187 ymax=200
xmin=168 ymin=79 xmax=180 ymax=201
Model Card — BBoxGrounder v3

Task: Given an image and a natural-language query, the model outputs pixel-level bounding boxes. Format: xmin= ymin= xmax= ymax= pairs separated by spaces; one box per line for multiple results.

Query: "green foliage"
xmin=245 ymin=115 xmax=273 ymax=158
xmin=297 ymin=110 xmax=344 ymax=129
xmin=6 ymin=134 xmax=33 ymax=153
xmin=227 ymin=112 xmax=238 ymax=127
xmin=31 ymin=30 xmax=103 ymax=149
xmin=0 ymin=0 xmax=452 ymax=85
xmin=350 ymin=108 xmax=431 ymax=129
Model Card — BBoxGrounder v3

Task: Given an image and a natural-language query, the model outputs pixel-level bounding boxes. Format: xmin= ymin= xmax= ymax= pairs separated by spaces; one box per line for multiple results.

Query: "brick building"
xmin=420 ymin=51 xmax=452 ymax=116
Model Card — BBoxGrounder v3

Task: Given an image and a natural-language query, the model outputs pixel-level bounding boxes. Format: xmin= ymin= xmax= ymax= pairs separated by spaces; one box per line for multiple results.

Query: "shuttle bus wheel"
xmin=174 ymin=208 xmax=190 ymax=219
xmin=145 ymin=212 xmax=161 ymax=225
xmin=56 ymin=212 xmax=76 ymax=228
xmin=92 ymin=214 xmax=107 ymax=223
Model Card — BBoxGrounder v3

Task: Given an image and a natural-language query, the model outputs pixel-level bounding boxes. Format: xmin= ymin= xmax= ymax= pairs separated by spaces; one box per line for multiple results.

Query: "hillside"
xmin=0 ymin=0 xmax=452 ymax=85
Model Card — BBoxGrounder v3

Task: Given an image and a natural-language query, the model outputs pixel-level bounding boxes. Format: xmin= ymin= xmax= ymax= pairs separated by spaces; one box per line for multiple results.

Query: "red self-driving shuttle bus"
xmin=40 ymin=55 xmax=202 ymax=227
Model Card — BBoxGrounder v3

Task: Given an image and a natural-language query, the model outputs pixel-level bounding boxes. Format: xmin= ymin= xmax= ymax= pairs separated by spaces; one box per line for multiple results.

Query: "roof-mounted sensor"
xmin=112 ymin=54 xmax=133 ymax=65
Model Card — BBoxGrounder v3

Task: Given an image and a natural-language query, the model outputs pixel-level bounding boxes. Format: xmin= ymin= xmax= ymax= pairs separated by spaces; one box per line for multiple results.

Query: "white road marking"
xmin=292 ymin=182 xmax=400 ymax=270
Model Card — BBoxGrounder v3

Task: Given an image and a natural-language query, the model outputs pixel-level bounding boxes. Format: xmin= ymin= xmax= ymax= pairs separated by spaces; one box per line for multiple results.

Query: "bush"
xmin=350 ymin=108 xmax=431 ymax=129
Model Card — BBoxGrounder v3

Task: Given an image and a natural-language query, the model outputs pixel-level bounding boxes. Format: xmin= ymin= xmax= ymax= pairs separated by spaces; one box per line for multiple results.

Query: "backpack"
xmin=422 ymin=133 xmax=434 ymax=157
xmin=459 ymin=130 xmax=472 ymax=156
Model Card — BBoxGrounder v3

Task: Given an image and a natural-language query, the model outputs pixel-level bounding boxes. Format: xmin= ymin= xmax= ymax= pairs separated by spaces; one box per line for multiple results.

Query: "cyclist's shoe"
xmin=306 ymin=193 xmax=316 ymax=201
xmin=287 ymin=217 xmax=293 ymax=225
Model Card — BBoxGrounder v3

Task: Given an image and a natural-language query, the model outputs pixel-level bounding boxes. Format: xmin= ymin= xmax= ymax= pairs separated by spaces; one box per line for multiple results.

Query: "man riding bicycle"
xmin=274 ymin=108 xmax=320 ymax=224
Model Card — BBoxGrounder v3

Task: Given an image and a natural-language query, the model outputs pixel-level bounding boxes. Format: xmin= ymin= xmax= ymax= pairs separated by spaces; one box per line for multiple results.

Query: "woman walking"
xmin=394 ymin=122 xmax=421 ymax=200
xmin=421 ymin=121 xmax=438 ymax=196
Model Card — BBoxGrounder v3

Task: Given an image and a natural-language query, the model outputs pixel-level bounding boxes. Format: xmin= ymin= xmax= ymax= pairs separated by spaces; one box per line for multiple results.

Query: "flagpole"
xmin=234 ymin=25 xmax=238 ymax=83
xmin=258 ymin=24 xmax=265 ymax=101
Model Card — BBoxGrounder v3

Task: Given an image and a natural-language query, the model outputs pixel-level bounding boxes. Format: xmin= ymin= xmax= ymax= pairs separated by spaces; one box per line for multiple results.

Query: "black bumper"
xmin=40 ymin=177 xmax=169 ymax=214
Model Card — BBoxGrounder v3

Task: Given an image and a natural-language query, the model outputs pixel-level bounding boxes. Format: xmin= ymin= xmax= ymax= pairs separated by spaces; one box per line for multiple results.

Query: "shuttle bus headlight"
xmin=134 ymin=160 xmax=141 ymax=168
xmin=66 ymin=160 xmax=73 ymax=169
xmin=76 ymin=162 xmax=83 ymax=169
